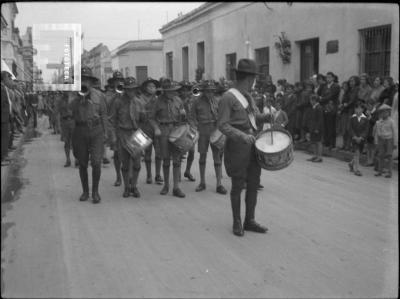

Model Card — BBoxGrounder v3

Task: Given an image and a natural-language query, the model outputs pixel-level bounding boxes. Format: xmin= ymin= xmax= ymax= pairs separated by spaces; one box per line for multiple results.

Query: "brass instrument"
xmin=78 ymin=84 xmax=90 ymax=97
xmin=155 ymin=89 xmax=163 ymax=96
xmin=191 ymin=85 xmax=202 ymax=97
xmin=115 ymin=83 xmax=124 ymax=94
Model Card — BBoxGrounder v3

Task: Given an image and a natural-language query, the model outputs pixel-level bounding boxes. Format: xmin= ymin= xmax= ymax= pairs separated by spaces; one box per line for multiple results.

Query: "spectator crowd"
xmin=252 ymin=72 xmax=398 ymax=177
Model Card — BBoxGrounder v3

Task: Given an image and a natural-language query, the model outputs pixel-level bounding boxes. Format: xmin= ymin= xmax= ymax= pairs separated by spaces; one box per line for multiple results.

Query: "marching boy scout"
xmin=70 ymin=67 xmax=107 ymax=204
xmin=150 ymin=79 xmax=186 ymax=198
xmin=139 ymin=77 xmax=163 ymax=185
xmin=106 ymin=71 xmax=125 ymax=186
xmin=188 ymin=80 xmax=227 ymax=194
xmin=110 ymin=77 xmax=144 ymax=198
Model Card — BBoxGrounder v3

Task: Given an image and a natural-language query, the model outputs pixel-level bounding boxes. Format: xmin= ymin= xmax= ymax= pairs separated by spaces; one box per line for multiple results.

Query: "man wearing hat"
xmin=150 ymin=78 xmax=187 ymax=197
xmin=179 ymin=80 xmax=196 ymax=182
xmin=188 ymin=80 xmax=227 ymax=195
xmin=139 ymin=77 xmax=163 ymax=184
xmin=70 ymin=66 xmax=107 ymax=203
xmin=218 ymin=59 xmax=271 ymax=237
xmin=110 ymin=77 xmax=144 ymax=197
xmin=106 ymin=71 xmax=125 ymax=185
xmin=57 ymin=91 xmax=75 ymax=167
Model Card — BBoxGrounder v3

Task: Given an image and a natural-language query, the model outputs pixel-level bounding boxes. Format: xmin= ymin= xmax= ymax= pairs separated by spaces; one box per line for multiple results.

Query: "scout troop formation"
xmin=53 ymin=58 xmax=275 ymax=237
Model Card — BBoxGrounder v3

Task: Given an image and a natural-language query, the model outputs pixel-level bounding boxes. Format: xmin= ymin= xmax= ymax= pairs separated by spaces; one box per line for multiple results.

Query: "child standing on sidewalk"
xmin=348 ymin=101 xmax=369 ymax=176
xmin=374 ymin=103 xmax=396 ymax=178
xmin=307 ymin=94 xmax=324 ymax=162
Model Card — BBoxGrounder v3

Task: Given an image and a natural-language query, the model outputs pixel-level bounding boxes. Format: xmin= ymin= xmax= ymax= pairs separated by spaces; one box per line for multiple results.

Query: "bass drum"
xmin=210 ymin=129 xmax=226 ymax=150
xmin=255 ymin=127 xmax=294 ymax=171
xmin=169 ymin=124 xmax=199 ymax=153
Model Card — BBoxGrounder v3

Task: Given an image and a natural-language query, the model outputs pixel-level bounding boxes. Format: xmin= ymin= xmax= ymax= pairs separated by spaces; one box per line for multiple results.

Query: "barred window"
xmin=359 ymin=25 xmax=391 ymax=78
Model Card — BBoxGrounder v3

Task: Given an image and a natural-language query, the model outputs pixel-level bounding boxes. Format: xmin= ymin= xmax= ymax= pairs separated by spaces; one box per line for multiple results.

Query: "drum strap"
xmin=227 ymin=88 xmax=257 ymax=130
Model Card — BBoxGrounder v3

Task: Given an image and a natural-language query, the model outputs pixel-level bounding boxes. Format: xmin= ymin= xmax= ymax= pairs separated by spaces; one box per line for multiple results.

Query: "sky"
xmin=15 ymin=2 xmax=204 ymax=52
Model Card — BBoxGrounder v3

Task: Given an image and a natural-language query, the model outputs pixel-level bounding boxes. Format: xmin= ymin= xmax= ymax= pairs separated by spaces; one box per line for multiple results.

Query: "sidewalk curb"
xmin=294 ymin=142 xmax=398 ymax=170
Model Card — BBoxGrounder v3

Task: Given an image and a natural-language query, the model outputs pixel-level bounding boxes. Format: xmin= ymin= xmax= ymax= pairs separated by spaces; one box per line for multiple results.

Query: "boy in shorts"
xmin=348 ymin=101 xmax=369 ymax=176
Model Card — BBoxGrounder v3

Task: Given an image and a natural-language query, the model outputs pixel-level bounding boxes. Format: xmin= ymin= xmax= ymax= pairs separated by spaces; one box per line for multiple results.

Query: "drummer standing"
xmin=110 ymin=77 xmax=144 ymax=198
xmin=139 ymin=77 xmax=163 ymax=185
xmin=179 ymin=80 xmax=196 ymax=182
xmin=150 ymin=79 xmax=186 ymax=198
xmin=188 ymin=80 xmax=227 ymax=194
xmin=218 ymin=59 xmax=270 ymax=237
xmin=106 ymin=71 xmax=125 ymax=186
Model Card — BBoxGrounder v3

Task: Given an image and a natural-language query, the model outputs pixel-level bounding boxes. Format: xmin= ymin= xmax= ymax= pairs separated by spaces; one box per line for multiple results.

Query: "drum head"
xmin=256 ymin=130 xmax=291 ymax=153
xmin=169 ymin=125 xmax=187 ymax=142
xmin=210 ymin=129 xmax=222 ymax=143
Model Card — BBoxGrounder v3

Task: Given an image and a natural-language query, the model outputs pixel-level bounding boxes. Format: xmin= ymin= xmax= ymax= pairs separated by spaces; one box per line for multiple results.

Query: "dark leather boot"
xmin=79 ymin=167 xmax=89 ymax=201
xmin=184 ymin=172 xmax=196 ymax=181
xmin=172 ymin=188 xmax=185 ymax=198
xmin=160 ymin=165 xmax=169 ymax=195
xmin=92 ymin=165 xmax=101 ymax=204
xmin=233 ymin=217 xmax=244 ymax=236
xmin=243 ymin=219 xmax=268 ymax=233
xmin=155 ymin=157 xmax=162 ymax=184
xmin=122 ymin=170 xmax=130 ymax=198
xmin=155 ymin=174 xmax=163 ymax=185
xmin=231 ymin=193 xmax=243 ymax=236
xmin=145 ymin=161 xmax=152 ymax=184
xmin=113 ymin=151 xmax=122 ymax=186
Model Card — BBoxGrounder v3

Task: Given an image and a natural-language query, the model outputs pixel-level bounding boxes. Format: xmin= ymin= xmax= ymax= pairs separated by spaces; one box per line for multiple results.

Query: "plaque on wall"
xmin=326 ymin=40 xmax=339 ymax=54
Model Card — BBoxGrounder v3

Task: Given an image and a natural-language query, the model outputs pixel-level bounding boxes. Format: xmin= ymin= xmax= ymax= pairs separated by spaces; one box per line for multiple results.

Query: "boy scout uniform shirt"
xmin=150 ymin=94 xmax=185 ymax=130
xmin=69 ymin=88 xmax=107 ymax=134
xmin=218 ymin=88 xmax=267 ymax=141
xmin=110 ymin=93 xmax=143 ymax=132
xmin=189 ymin=94 xmax=219 ymax=135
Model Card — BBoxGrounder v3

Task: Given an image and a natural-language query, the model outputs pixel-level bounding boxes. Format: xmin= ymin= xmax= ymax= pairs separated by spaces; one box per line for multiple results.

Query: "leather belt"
xmin=75 ymin=119 xmax=100 ymax=127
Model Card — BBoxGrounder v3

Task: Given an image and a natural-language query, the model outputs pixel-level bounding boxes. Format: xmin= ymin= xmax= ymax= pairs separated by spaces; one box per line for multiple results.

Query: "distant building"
xmin=20 ymin=26 xmax=35 ymax=82
xmin=1 ymin=3 xmax=27 ymax=81
xmin=82 ymin=43 xmax=112 ymax=88
xmin=159 ymin=2 xmax=399 ymax=83
xmin=111 ymin=39 xmax=163 ymax=84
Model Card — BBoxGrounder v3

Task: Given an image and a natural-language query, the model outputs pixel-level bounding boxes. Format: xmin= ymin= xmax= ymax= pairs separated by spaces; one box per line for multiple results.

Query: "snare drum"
xmin=210 ymin=129 xmax=226 ymax=150
xmin=130 ymin=128 xmax=153 ymax=150
xmin=169 ymin=125 xmax=199 ymax=153
xmin=123 ymin=128 xmax=153 ymax=159
xmin=255 ymin=127 xmax=293 ymax=171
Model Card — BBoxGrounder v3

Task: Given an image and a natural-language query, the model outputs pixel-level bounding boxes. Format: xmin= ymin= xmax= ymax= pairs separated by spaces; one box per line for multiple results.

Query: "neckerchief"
xmin=205 ymin=94 xmax=218 ymax=120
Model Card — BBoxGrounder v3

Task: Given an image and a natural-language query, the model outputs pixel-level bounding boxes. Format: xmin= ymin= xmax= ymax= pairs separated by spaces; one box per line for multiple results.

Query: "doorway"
xmin=299 ymin=38 xmax=319 ymax=81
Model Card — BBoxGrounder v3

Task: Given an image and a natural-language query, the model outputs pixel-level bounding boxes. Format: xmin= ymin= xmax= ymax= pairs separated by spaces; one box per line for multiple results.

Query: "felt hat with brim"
xmin=378 ymin=104 xmax=392 ymax=111
xmin=160 ymin=78 xmax=181 ymax=91
xmin=107 ymin=70 xmax=124 ymax=85
xmin=123 ymin=77 xmax=140 ymax=89
xmin=197 ymin=80 xmax=218 ymax=91
xmin=179 ymin=80 xmax=192 ymax=90
xmin=80 ymin=66 xmax=99 ymax=82
xmin=142 ymin=77 xmax=160 ymax=88
xmin=234 ymin=59 xmax=261 ymax=75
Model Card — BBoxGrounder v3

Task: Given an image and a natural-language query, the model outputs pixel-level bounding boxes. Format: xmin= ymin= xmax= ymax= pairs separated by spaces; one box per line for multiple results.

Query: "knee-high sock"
xmin=79 ymin=167 xmax=89 ymax=194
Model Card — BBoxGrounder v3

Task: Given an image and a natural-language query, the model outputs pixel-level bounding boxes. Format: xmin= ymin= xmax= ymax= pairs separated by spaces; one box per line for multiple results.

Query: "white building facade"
xmin=160 ymin=2 xmax=399 ymax=83
xmin=111 ymin=39 xmax=163 ymax=84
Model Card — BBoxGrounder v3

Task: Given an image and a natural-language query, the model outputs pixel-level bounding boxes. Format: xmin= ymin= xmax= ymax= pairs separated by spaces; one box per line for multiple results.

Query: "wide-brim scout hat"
xmin=233 ymin=59 xmax=262 ymax=75
xmin=160 ymin=78 xmax=181 ymax=91
xmin=80 ymin=66 xmax=99 ymax=82
xmin=107 ymin=70 xmax=124 ymax=85
xmin=198 ymin=80 xmax=218 ymax=91
xmin=178 ymin=80 xmax=193 ymax=90
xmin=377 ymin=103 xmax=392 ymax=111
xmin=141 ymin=77 xmax=160 ymax=89
xmin=123 ymin=77 xmax=140 ymax=89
